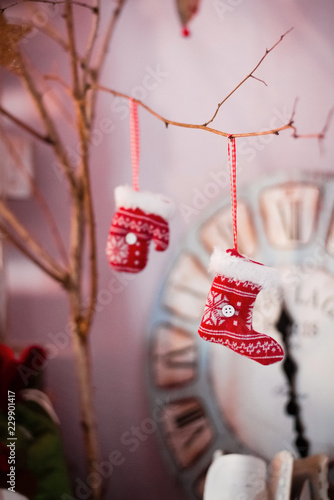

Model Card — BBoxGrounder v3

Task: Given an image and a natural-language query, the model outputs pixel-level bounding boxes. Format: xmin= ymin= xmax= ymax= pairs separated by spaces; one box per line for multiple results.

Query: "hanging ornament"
xmin=176 ymin=0 xmax=200 ymax=37
xmin=106 ymin=99 xmax=175 ymax=273
xmin=0 ymin=13 xmax=31 ymax=74
xmin=198 ymin=137 xmax=284 ymax=365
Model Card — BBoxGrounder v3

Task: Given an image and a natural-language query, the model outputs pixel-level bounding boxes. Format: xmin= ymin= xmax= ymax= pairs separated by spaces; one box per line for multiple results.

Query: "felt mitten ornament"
xmin=198 ymin=136 xmax=284 ymax=365
xmin=106 ymin=185 xmax=174 ymax=273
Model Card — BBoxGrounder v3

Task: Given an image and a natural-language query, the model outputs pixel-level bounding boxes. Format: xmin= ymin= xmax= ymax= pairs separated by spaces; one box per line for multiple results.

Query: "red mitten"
xmin=198 ymin=248 xmax=284 ymax=365
xmin=106 ymin=186 xmax=175 ymax=273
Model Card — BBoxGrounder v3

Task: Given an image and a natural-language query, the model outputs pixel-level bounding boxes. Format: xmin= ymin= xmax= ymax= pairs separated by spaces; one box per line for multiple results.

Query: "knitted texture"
xmin=198 ymin=249 xmax=284 ymax=365
xmin=106 ymin=207 xmax=170 ymax=273
xmin=106 ymin=186 xmax=174 ymax=273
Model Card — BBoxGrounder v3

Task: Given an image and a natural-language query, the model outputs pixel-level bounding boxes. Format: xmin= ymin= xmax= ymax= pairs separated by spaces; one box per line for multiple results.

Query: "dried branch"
xmin=35 ymin=23 xmax=88 ymax=72
xmin=44 ymin=73 xmax=71 ymax=93
xmin=0 ymin=105 xmax=54 ymax=144
xmin=94 ymin=0 xmax=125 ymax=76
xmin=202 ymin=27 xmax=294 ymax=127
xmin=0 ymin=0 xmax=95 ymax=14
xmin=0 ymin=224 xmax=65 ymax=284
xmin=291 ymin=106 xmax=334 ymax=139
xmin=0 ymin=127 xmax=68 ymax=265
xmin=81 ymin=163 xmax=97 ymax=335
xmin=16 ymin=50 xmax=77 ymax=189
xmin=65 ymin=0 xmax=81 ymax=97
xmin=0 ymin=201 xmax=67 ymax=284
xmin=61 ymin=4 xmax=101 ymax=495
xmin=289 ymin=97 xmax=298 ymax=126
xmin=92 ymin=84 xmax=330 ymax=141
xmin=34 ymin=23 xmax=70 ymax=53
xmin=86 ymin=0 xmax=126 ymax=127
xmin=320 ymin=106 xmax=334 ymax=137
xmin=79 ymin=1 xmax=126 ymax=331
xmin=81 ymin=0 xmax=100 ymax=83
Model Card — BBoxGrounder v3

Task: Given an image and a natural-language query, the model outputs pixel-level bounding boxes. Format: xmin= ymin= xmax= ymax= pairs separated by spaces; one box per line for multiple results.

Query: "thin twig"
xmin=317 ymin=106 xmax=334 ymax=155
xmin=81 ymin=160 xmax=97 ymax=335
xmin=92 ymin=84 xmax=331 ymax=142
xmin=291 ymin=104 xmax=334 ymax=141
xmin=34 ymin=24 xmax=70 ymax=52
xmin=64 ymin=2 xmax=101 ymax=496
xmin=16 ymin=50 xmax=77 ymax=189
xmin=1 ymin=0 xmax=95 ymax=13
xmin=90 ymin=85 xmax=288 ymax=138
xmin=93 ymin=0 xmax=125 ymax=75
xmin=86 ymin=0 xmax=126 ymax=127
xmin=81 ymin=0 xmax=100 ymax=87
xmin=44 ymin=73 xmax=71 ymax=92
xmin=42 ymin=74 xmax=76 ymax=126
xmin=320 ymin=106 xmax=334 ymax=137
xmin=250 ymin=74 xmax=267 ymax=86
xmin=202 ymin=28 xmax=294 ymax=127
xmin=35 ymin=23 xmax=89 ymax=71
xmin=0 ymin=105 xmax=54 ymax=144
xmin=0 ymin=224 xmax=66 ymax=284
xmin=0 ymin=201 xmax=67 ymax=284
xmin=65 ymin=0 xmax=81 ymax=97
xmin=289 ymin=97 xmax=298 ymax=126
xmin=75 ymin=1 xmax=126 ymax=333
xmin=0 ymin=127 xmax=68 ymax=265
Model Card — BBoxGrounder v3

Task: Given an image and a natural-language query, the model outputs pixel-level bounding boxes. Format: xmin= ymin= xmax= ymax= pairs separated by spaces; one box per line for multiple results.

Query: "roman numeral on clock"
xmin=260 ymin=183 xmax=319 ymax=248
xmin=162 ymin=253 xmax=211 ymax=320
xmin=200 ymin=202 xmax=257 ymax=257
xmin=278 ymin=196 xmax=301 ymax=241
xmin=151 ymin=324 xmax=198 ymax=388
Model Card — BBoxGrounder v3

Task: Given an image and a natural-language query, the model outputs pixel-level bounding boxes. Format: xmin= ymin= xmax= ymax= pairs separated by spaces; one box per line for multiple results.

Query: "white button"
xmin=222 ymin=304 xmax=235 ymax=317
xmin=125 ymin=232 xmax=137 ymax=245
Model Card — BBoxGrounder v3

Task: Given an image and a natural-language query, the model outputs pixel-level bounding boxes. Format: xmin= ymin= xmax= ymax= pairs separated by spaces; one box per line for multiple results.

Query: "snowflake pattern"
xmin=202 ymin=291 xmax=229 ymax=326
xmin=245 ymin=309 xmax=254 ymax=330
xmin=107 ymin=235 xmax=129 ymax=264
xmin=115 ymin=213 xmax=168 ymax=242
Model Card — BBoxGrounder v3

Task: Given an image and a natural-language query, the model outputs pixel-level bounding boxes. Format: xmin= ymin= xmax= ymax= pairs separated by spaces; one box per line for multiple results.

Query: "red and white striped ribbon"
xmin=228 ymin=136 xmax=238 ymax=251
xmin=129 ymin=98 xmax=140 ymax=191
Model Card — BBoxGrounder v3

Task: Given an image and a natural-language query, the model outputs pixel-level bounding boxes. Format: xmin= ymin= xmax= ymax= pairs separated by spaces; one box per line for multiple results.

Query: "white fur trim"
xmin=209 ymin=247 xmax=279 ymax=289
xmin=115 ymin=185 xmax=175 ymax=220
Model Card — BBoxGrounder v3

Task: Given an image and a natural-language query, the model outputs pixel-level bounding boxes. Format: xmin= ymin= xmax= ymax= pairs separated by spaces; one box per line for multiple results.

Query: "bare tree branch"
xmin=86 ymin=0 xmax=126 ymax=127
xmin=81 ymin=0 xmax=100 ymax=85
xmin=0 ymin=201 xmax=68 ymax=284
xmin=16 ymin=50 xmax=77 ymax=189
xmin=0 ymin=105 xmax=54 ymax=144
xmin=92 ymin=84 xmax=331 ymax=141
xmin=44 ymin=73 xmax=71 ymax=93
xmin=0 ymin=127 xmax=68 ymax=265
xmin=33 ymin=23 xmax=70 ymax=53
xmin=1 ymin=0 xmax=95 ymax=14
xmin=65 ymin=0 xmax=81 ymax=98
xmin=202 ymin=27 xmax=294 ymax=127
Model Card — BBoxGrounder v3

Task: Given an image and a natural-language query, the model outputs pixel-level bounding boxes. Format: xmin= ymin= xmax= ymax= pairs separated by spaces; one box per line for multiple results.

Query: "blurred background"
xmin=1 ymin=0 xmax=334 ymax=498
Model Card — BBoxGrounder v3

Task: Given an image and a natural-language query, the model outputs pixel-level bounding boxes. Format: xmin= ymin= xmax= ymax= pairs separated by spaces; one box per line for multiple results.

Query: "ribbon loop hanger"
xmin=228 ymin=135 xmax=237 ymax=251
xmin=129 ymin=98 xmax=140 ymax=191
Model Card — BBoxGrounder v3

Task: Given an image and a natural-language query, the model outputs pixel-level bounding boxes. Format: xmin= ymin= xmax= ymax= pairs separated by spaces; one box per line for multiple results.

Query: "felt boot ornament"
xmin=106 ymin=185 xmax=174 ymax=273
xmin=198 ymin=248 xmax=284 ymax=365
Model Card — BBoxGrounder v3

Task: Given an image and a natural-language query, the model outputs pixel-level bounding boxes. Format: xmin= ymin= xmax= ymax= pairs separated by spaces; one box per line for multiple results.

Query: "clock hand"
xmin=276 ymin=306 xmax=310 ymax=458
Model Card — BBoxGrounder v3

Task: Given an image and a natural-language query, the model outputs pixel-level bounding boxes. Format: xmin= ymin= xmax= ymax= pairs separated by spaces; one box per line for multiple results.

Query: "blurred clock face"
xmin=146 ymin=171 xmax=334 ymax=500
